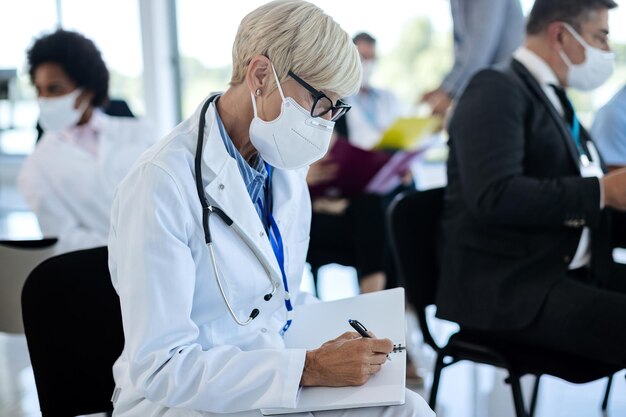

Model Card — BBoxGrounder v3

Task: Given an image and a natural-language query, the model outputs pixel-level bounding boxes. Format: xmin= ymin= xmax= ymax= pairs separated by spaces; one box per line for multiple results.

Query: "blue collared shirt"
xmin=592 ymin=86 xmax=626 ymax=167
xmin=214 ymin=107 xmax=268 ymax=221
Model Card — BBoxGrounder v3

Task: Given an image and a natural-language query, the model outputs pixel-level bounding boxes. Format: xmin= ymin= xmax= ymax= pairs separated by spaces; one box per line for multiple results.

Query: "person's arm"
xmin=451 ymin=69 xmax=602 ymax=227
xmin=109 ymin=162 xmax=305 ymax=413
xmin=18 ymin=159 xmax=106 ymax=252
xmin=441 ymin=0 xmax=519 ymax=98
xmin=591 ymin=102 xmax=626 ymax=170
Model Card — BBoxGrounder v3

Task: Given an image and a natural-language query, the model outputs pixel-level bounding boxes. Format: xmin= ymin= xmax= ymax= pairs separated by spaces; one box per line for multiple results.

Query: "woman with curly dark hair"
xmin=18 ymin=29 xmax=155 ymax=254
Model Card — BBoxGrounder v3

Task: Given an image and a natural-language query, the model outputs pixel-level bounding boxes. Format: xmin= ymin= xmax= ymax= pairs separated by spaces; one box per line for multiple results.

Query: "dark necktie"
xmin=550 ymin=84 xmax=575 ymax=127
xmin=550 ymin=84 xmax=591 ymax=162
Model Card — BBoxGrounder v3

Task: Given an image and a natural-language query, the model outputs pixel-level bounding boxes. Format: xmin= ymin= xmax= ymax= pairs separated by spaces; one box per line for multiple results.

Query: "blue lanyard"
xmin=257 ymin=163 xmax=293 ymax=335
xmin=571 ymin=114 xmax=590 ymax=166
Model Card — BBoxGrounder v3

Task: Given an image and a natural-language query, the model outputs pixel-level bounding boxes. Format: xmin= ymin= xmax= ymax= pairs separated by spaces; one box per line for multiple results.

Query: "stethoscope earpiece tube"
xmin=195 ymin=97 xmax=217 ymax=244
xmin=209 ymin=205 xmax=233 ymax=226
xmin=196 ymin=95 xmax=276 ymax=327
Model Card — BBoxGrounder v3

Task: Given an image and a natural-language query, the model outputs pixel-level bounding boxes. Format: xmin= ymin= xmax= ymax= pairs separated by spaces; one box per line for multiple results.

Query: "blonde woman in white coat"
xmin=108 ymin=1 xmax=434 ymax=417
xmin=18 ymin=29 xmax=155 ymax=254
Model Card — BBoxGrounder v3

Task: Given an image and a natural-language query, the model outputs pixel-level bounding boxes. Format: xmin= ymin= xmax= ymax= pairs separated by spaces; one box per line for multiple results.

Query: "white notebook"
xmin=261 ymin=288 xmax=406 ymax=415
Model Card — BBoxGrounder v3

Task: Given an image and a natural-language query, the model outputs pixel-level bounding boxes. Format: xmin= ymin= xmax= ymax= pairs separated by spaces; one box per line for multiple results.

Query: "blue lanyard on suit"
xmin=570 ymin=113 xmax=590 ymax=167
xmin=551 ymin=85 xmax=590 ymax=167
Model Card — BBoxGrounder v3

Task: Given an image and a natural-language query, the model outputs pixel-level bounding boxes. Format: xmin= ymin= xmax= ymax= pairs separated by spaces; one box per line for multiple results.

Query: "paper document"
xmin=376 ymin=116 xmax=441 ymax=151
xmin=261 ymin=288 xmax=406 ymax=415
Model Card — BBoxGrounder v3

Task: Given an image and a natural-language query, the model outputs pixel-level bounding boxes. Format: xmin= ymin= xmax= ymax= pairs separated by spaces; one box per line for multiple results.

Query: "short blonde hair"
xmin=231 ymin=0 xmax=361 ymax=98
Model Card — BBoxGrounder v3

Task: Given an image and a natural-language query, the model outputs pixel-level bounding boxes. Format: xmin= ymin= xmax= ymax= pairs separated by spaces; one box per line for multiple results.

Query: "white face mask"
xmin=249 ymin=65 xmax=335 ymax=170
xmin=38 ymin=89 xmax=87 ymax=132
xmin=560 ymin=23 xmax=615 ymax=91
xmin=360 ymin=59 xmax=376 ymax=89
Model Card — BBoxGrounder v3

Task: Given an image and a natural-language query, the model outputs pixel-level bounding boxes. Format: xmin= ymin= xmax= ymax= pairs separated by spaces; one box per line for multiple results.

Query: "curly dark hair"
xmin=27 ymin=29 xmax=109 ymax=107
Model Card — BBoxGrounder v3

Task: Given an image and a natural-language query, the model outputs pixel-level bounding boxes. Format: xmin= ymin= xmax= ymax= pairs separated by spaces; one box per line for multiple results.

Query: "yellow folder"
xmin=375 ymin=116 xmax=441 ymax=151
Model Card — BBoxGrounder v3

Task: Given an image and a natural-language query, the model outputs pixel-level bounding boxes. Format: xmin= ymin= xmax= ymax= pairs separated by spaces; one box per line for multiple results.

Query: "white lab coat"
xmin=108 ymin=99 xmax=435 ymax=417
xmin=18 ymin=112 xmax=155 ymax=254
xmin=109 ymin=98 xmax=314 ymax=416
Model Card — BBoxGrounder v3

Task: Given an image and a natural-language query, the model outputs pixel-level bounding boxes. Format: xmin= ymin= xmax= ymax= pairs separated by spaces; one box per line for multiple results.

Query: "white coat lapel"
xmin=197 ymin=102 xmax=282 ymax=282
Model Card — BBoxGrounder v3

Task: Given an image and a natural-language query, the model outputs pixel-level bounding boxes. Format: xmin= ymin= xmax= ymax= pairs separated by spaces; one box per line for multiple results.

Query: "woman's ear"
xmin=245 ymin=55 xmax=272 ymax=95
xmin=75 ymin=89 xmax=94 ymax=110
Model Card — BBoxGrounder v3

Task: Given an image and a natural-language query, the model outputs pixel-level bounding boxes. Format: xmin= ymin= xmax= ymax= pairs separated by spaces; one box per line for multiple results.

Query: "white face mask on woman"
xmin=249 ymin=65 xmax=335 ymax=170
xmin=560 ymin=23 xmax=615 ymax=91
xmin=38 ymin=89 xmax=87 ymax=132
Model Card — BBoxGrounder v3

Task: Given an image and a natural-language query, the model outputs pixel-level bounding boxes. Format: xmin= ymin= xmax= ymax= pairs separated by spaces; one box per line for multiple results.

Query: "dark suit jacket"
xmin=436 ymin=59 xmax=620 ymax=331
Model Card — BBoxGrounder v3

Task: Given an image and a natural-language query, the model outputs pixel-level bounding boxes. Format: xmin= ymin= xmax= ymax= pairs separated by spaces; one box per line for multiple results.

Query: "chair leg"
xmin=529 ymin=376 xmax=541 ymax=417
xmin=311 ymin=266 xmax=320 ymax=297
xmin=601 ymin=374 xmax=613 ymax=412
xmin=506 ymin=373 xmax=529 ymax=417
xmin=428 ymin=353 xmax=445 ymax=411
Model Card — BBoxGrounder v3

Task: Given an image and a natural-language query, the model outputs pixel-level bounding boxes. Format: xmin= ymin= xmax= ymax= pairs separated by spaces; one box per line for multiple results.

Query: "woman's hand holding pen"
xmin=300 ymin=331 xmax=393 ymax=387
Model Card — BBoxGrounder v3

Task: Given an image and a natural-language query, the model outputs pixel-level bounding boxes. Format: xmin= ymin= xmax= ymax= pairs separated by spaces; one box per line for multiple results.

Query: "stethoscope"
xmin=194 ymin=95 xmax=293 ymax=332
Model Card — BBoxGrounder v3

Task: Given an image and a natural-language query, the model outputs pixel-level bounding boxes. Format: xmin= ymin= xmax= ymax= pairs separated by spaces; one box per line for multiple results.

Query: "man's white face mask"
xmin=248 ymin=65 xmax=335 ymax=170
xmin=38 ymin=88 xmax=87 ymax=132
xmin=559 ymin=23 xmax=615 ymax=91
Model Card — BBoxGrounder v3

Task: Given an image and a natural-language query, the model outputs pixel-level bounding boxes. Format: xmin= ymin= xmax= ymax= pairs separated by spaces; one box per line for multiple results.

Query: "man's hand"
xmin=300 ymin=332 xmax=393 ymax=387
xmin=421 ymin=88 xmax=452 ymax=118
xmin=602 ymin=168 xmax=626 ymax=210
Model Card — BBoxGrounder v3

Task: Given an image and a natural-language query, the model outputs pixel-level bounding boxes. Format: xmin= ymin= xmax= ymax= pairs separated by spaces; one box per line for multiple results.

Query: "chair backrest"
xmin=21 ymin=246 xmax=124 ymax=416
xmin=387 ymin=188 xmax=445 ymax=351
xmin=0 ymin=239 xmax=57 ymax=333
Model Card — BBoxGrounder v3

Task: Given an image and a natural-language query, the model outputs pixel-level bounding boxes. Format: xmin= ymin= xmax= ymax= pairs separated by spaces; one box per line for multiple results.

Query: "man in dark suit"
xmin=438 ymin=0 xmax=626 ymax=367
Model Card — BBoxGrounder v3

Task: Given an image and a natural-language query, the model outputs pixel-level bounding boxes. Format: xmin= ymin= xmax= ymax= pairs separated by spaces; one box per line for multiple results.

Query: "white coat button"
xmin=219 ymin=184 xmax=225 ymax=190
xmin=260 ymin=231 xmax=265 ymax=237
xmin=261 ymin=328 xmax=267 ymax=333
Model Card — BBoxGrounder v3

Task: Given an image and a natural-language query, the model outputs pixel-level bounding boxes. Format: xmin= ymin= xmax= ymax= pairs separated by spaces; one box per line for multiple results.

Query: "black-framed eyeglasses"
xmin=287 ymin=70 xmax=351 ymax=121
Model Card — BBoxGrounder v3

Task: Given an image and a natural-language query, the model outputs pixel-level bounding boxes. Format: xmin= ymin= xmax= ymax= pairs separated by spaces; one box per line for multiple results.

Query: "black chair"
xmin=0 ymin=238 xmax=58 ymax=334
xmin=22 ymin=246 xmax=124 ymax=417
xmin=387 ymin=188 xmax=621 ymax=417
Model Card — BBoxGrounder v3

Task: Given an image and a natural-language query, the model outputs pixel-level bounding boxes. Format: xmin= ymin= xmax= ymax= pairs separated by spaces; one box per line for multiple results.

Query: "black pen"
xmin=348 ymin=319 xmax=371 ymax=338
xmin=349 ymin=319 xmax=406 ymax=360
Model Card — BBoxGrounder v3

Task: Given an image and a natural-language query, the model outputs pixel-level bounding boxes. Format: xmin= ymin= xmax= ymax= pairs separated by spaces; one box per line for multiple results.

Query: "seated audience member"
xmin=18 ymin=29 xmax=155 ymax=254
xmin=438 ymin=0 xmax=626 ymax=367
xmin=343 ymin=32 xmax=405 ymax=150
xmin=307 ymin=32 xmax=404 ymax=294
xmin=592 ymin=85 xmax=626 ymax=170
xmin=107 ymin=1 xmax=434 ymax=415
